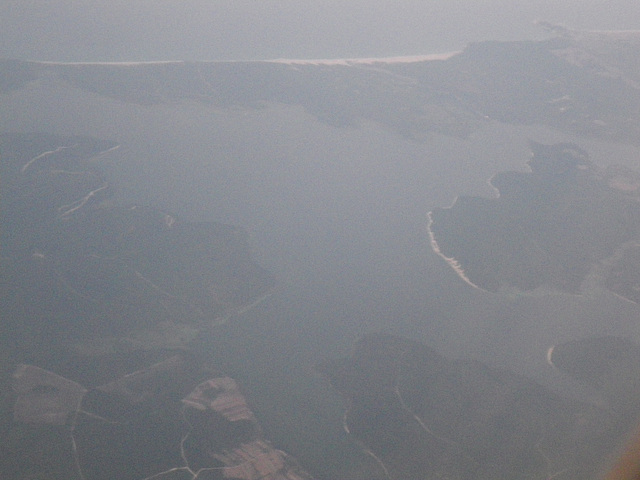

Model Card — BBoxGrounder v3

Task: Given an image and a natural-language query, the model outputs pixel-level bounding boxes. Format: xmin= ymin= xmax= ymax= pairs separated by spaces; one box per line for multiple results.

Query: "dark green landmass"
xmin=4 ymin=29 xmax=640 ymax=143
xmin=319 ymin=333 xmax=629 ymax=480
xmin=428 ymin=142 xmax=640 ymax=293
xmin=0 ymin=132 xmax=274 ymax=356
xmin=0 ymin=132 xmax=283 ymax=479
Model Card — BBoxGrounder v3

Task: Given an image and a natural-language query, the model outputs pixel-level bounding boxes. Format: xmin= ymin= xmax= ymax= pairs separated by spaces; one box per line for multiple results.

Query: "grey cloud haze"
xmin=1 ymin=0 xmax=639 ymax=61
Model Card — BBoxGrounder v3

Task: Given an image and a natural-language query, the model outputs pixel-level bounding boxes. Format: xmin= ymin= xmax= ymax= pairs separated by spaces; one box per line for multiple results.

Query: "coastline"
xmin=426 ymin=210 xmax=485 ymax=292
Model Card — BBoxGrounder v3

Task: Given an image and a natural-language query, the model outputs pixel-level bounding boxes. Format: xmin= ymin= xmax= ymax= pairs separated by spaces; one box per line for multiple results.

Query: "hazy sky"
xmin=1 ymin=1 xmax=639 ymax=61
